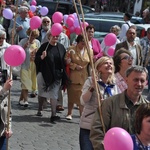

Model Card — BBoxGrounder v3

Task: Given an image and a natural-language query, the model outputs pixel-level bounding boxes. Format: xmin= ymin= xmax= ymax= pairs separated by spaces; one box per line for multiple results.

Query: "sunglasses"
xmin=121 ymin=55 xmax=133 ymax=60
xmin=0 ymin=37 xmax=5 ymax=40
xmin=43 ymin=21 xmax=50 ymax=23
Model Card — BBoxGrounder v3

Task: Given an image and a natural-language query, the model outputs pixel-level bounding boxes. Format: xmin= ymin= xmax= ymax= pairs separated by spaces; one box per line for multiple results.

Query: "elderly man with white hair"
xmin=0 ymin=30 xmax=11 ymax=77
xmin=8 ymin=6 xmax=30 ymax=43
xmin=39 ymin=16 xmax=51 ymax=43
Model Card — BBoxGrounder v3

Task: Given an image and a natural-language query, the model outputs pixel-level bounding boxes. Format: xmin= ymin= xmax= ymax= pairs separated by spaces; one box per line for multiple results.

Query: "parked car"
xmin=83 ymin=12 xmax=142 ymax=24
xmin=36 ymin=0 xmax=94 ymax=17
xmin=81 ymin=17 xmax=146 ymax=43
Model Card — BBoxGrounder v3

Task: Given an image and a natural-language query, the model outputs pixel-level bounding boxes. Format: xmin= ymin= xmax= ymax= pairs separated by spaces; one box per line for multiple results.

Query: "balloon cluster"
xmin=30 ymin=5 xmax=49 ymax=16
xmin=104 ymin=33 xmax=117 ymax=57
xmin=64 ymin=13 xmax=88 ymax=35
xmin=52 ymin=12 xmax=88 ymax=35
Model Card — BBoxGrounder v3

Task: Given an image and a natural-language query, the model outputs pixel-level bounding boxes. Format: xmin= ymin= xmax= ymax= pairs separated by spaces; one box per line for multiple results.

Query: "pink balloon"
xmin=75 ymin=26 xmax=82 ymax=35
xmin=51 ymin=23 xmax=63 ymax=36
xmin=107 ymin=47 xmax=115 ymax=57
xmin=82 ymin=22 xmax=89 ymax=29
xmin=40 ymin=6 xmax=49 ymax=16
xmin=2 ymin=8 xmax=13 ymax=20
xmin=4 ymin=45 xmax=26 ymax=67
xmin=52 ymin=12 xmax=63 ymax=23
xmin=68 ymin=14 xmax=75 ymax=20
xmin=30 ymin=16 xmax=42 ymax=30
xmin=66 ymin=17 xmax=74 ymax=27
xmin=31 ymin=0 xmax=37 ymax=6
xmin=104 ymin=33 xmax=117 ymax=46
xmin=69 ymin=26 xmax=75 ymax=33
xmin=30 ymin=5 xmax=36 ymax=13
xmin=104 ymin=127 xmax=133 ymax=150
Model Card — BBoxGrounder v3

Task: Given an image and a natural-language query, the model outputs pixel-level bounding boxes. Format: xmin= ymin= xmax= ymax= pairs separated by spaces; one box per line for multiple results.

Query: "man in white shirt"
xmin=119 ymin=13 xmax=134 ymax=41
xmin=115 ymin=28 xmax=143 ymax=66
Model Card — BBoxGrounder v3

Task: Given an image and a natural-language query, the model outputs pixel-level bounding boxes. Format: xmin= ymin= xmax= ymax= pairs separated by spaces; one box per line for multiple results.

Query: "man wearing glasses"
xmin=40 ymin=16 xmax=51 ymax=43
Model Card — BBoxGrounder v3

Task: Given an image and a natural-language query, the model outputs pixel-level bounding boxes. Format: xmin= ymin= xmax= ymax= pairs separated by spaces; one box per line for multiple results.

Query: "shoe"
xmin=24 ymin=101 xmax=29 ymax=107
xmin=56 ymin=105 xmax=64 ymax=111
xmin=36 ymin=111 xmax=43 ymax=116
xmin=19 ymin=100 xmax=24 ymax=106
xmin=50 ymin=116 xmax=60 ymax=122
xmin=66 ymin=115 xmax=72 ymax=120
xmin=30 ymin=93 xmax=36 ymax=98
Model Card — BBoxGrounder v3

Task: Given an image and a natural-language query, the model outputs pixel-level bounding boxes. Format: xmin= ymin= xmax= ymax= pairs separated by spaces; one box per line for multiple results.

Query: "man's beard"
xmin=42 ymin=25 xmax=51 ymax=31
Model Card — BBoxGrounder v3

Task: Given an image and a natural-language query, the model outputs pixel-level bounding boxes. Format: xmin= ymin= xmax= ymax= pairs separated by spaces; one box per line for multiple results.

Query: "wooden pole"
xmin=7 ymin=0 xmax=19 ymax=149
xmin=73 ymin=0 xmax=106 ymax=134
xmin=6 ymin=68 xmax=12 ymax=150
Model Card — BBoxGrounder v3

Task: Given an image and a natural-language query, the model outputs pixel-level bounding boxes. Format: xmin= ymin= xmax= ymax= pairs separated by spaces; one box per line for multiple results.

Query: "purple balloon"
xmin=63 ymin=14 xmax=68 ymax=24
xmin=74 ymin=18 xmax=80 ymax=28
xmin=40 ymin=6 xmax=49 ymax=16
xmin=30 ymin=5 xmax=36 ymax=13
xmin=73 ymin=13 xmax=77 ymax=19
xmin=2 ymin=8 xmax=13 ymax=20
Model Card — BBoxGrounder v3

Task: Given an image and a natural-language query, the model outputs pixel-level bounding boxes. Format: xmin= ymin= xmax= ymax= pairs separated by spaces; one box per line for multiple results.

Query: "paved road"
xmin=9 ymin=79 xmax=80 ymax=150
xmin=8 ymin=78 xmax=149 ymax=150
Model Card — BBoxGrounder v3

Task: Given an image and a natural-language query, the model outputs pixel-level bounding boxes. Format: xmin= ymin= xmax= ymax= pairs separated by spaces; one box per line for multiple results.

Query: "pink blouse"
xmin=115 ymin=72 xmax=127 ymax=93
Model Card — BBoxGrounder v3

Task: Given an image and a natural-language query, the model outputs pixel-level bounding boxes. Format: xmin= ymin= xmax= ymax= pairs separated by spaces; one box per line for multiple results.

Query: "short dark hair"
xmin=76 ymin=34 xmax=84 ymax=43
xmin=147 ymin=27 xmax=150 ymax=34
xmin=125 ymin=12 xmax=132 ymax=20
xmin=86 ymin=24 xmax=95 ymax=31
xmin=113 ymin=48 xmax=132 ymax=73
xmin=135 ymin=103 xmax=150 ymax=134
xmin=126 ymin=65 xmax=148 ymax=79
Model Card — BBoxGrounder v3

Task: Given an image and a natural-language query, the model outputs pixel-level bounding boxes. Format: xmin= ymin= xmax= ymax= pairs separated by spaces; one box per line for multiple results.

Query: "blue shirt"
xmin=9 ymin=16 xmax=30 ymax=39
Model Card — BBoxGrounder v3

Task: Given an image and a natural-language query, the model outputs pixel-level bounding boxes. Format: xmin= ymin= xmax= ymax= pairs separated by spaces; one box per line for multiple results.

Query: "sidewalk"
xmin=9 ymin=79 xmax=80 ymax=150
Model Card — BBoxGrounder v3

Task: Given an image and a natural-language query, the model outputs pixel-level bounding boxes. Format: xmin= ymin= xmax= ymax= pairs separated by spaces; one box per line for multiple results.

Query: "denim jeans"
xmin=79 ymin=128 xmax=94 ymax=150
xmin=0 ymin=136 xmax=6 ymax=150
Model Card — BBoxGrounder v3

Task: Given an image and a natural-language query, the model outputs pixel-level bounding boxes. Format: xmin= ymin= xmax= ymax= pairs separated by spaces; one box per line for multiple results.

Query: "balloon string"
xmin=28 ymin=30 xmax=33 ymax=46
xmin=45 ymin=36 xmax=52 ymax=52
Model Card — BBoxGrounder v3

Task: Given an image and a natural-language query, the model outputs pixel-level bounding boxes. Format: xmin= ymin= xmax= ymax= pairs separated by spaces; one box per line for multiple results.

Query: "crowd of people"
xmin=0 ymin=0 xmax=150 ymax=149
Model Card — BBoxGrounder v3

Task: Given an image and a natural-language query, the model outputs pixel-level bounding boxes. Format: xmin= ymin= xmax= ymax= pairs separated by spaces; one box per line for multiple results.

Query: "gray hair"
xmin=0 ymin=30 xmax=6 ymax=38
xmin=110 ymin=25 xmax=120 ymax=32
xmin=126 ymin=65 xmax=148 ymax=79
xmin=18 ymin=6 xmax=29 ymax=13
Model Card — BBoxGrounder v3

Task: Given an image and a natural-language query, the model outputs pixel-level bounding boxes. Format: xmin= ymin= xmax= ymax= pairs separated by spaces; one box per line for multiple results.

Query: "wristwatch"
xmin=88 ymin=87 xmax=94 ymax=92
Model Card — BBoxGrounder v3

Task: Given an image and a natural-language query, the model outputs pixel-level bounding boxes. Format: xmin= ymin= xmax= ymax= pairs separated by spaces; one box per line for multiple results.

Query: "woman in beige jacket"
xmin=65 ymin=34 xmax=93 ymax=120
